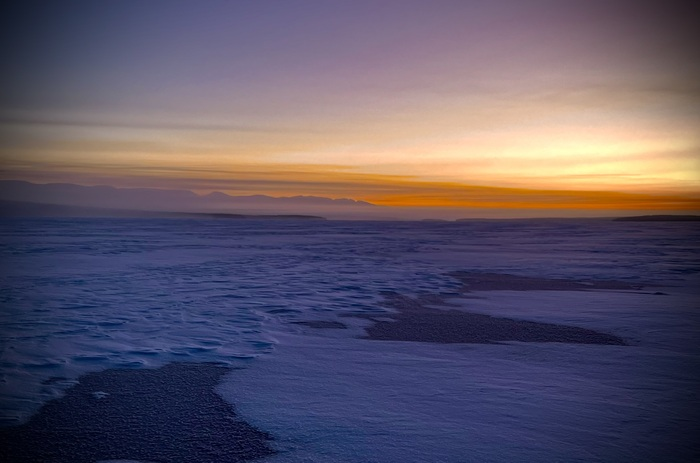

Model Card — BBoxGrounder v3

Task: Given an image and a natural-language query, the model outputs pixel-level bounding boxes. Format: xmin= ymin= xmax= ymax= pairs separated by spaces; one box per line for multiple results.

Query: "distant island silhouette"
xmin=0 ymin=199 xmax=326 ymax=220
xmin=614 ymin=215 xmax=700 ymax=222
xmin=3 ymin=180 xmax=698 ymax=221
xmin=0 ymin=180 xmax=373 ymax=218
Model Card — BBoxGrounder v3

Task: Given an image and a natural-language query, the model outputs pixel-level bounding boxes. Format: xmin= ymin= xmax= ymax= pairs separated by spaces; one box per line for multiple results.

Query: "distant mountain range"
xmin=0 ymin=181 xmax=376 ymax=218
xmin=0 ymin=199 xmax=328 ymax=220
xmin=8 ymin=180 xmax=689 ymax=222
xmin=613 ymin=215 xmax=700 ymax=222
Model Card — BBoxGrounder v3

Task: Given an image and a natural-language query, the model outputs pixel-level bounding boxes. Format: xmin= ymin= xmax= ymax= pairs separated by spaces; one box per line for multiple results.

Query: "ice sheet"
xmin=1 ymin=218 xmax=698 ymax=461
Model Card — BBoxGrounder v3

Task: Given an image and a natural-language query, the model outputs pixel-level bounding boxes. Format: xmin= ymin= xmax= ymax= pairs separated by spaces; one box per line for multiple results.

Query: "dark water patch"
xmin=0 ymin=362 xmax=275 ymax=463
xmin=292 ymin=320 xmax=348 ymax=329
xmin=450 ymin=271 xmax=646 ymax=292
xmin=351 ymin=293 xmax=626 ymax=345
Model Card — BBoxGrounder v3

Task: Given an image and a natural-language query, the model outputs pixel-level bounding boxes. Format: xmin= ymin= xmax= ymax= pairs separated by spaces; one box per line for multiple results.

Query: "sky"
xmin=1 ymin=0 xmax=699 ymax=216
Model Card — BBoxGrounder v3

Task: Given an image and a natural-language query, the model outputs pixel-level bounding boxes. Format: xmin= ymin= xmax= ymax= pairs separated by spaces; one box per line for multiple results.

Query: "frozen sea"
xmin=1 ymin=217 xmax=699 ymax=462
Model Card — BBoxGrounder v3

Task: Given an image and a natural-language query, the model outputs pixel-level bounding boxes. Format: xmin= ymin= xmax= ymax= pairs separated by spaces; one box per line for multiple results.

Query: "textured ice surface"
xmin=1 ymin=218 xmax=699 ymax=462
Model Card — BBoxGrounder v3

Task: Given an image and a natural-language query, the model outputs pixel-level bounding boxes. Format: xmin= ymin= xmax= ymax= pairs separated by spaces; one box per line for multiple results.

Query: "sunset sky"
xmin=1 ymin=0 xmax=699 ymax=216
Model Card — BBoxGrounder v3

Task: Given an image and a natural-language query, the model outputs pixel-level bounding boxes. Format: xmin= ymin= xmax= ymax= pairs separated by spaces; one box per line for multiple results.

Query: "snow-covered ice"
xmin=1 ymin=218 xmax=698 ymax=462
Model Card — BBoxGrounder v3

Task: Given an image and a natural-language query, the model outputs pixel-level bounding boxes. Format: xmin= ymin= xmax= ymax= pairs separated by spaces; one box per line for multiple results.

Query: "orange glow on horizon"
xmin=370 ymin=195 xmax=700 ymax=211
xmin=3 ymin=163 xmax=699 ymax=215
xmin=365 ymin=187 xmax=700 ymax=211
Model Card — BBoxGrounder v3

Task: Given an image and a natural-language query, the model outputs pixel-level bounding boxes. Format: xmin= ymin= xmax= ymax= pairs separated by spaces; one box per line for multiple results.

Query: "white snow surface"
xmin=1 ymin=218 xmax=699 ymax=462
